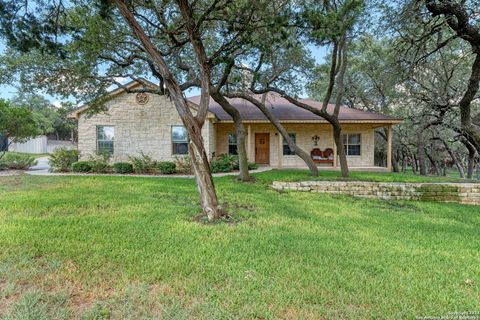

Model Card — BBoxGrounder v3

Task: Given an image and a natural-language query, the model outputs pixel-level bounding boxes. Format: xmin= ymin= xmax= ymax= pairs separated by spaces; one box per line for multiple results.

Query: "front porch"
xmin=214 ymin=122 xmax=394 ymax=171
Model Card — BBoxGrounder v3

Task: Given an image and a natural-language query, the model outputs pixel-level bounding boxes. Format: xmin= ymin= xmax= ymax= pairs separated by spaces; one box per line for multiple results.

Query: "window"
xmin=172 ymin=126 xmax=188 ymax=155
xmin=97 ymin=126 xmax=114 ymax=155
xmin=342 ymin=133 xmax=361 ymax=156
xmin=283 ymin=133 xmax=296 ymax=155
xmin=228 ymin=133 xmax=237 ymax=155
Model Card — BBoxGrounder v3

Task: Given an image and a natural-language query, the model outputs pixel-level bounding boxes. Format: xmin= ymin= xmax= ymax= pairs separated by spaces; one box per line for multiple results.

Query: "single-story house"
xmin=68 ymin=80 xmax=402 ymax=170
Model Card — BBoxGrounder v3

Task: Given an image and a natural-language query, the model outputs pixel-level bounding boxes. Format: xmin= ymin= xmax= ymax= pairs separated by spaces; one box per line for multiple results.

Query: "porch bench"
xmin=311 ymin=148 xmax=334 ymax=165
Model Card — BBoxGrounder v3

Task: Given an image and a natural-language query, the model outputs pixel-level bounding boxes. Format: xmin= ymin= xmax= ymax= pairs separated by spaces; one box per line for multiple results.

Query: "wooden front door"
xmin=255 ymin=133 xmax=270 ymax=164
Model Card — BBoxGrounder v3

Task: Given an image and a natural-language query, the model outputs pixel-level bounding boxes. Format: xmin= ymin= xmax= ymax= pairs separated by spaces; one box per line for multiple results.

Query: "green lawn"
xmin=0 ymin=170 xmax=479 ymax=319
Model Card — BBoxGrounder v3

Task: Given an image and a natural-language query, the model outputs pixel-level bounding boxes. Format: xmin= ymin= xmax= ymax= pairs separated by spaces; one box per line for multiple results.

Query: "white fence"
xmin=9 ymin=136 xmax=76 ymax=154
xmin=9 ymin=136 xmax=48 ymax=154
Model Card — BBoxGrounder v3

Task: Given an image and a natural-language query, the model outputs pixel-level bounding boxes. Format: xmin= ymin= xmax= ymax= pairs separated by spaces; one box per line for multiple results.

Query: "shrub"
xmin=129 ymin=152 xmax=158 ymax=173
xmin=49 ymin=148 xmax=79 ymax=172
xmin=88 ymin=154 xmax=111 ymax=173
xmin=248 ymin=162 xmax=258 ymax=170
xmin=210 ymin=154 xmax=238 ymax=173
xmin=0 ymin=161 xmax=8 ymax=171
xmin=174 ymin=156 xmax=192 ymax=174
xmin=0 ymin=153 xmax=37 ymax=170
xmin=158 ymin=161 xmax=176 ymax=174
xmin=71 ymin=161 xmax=94 ymax=173
xmin=219 ymin=154 xmax=239 ymax=168
xmin=211 ymin=160 xmax=232 ymax=173
xmin=113 ymin=162 xmax=133 ymax=174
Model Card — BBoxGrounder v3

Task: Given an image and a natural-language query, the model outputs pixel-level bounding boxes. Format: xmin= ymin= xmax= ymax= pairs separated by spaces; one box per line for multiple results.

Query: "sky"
xmin=0 ymin=42 xmax=328 ymax=105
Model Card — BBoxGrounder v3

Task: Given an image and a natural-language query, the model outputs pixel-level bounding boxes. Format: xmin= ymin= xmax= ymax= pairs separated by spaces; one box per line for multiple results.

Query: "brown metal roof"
xmin=188 ymin=93 xmax=402 ymax=123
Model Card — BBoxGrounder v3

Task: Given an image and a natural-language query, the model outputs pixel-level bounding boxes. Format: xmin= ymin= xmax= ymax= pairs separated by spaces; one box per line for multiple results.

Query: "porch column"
xmin=332 ymin=126 xmax=338 ymax=168
xmin=278 ymin=132 xmax=283 ymax=168
xmin=387 ymin=125 xmax=393 ymax=172
xmin=247 ymin=124 xmax=252 ymax=161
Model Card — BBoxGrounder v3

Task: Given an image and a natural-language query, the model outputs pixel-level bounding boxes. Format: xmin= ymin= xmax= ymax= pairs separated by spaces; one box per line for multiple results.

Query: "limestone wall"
xmin=271 ymin=181 xmax=480 ymax=205
xmin=78 ymin=93 xmax=215 ymax=162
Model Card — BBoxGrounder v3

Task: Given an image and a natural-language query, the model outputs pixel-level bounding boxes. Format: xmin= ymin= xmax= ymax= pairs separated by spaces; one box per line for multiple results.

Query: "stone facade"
xmin=272 ymin=181 xmax=480 ymax=205
xmin=77 ymin=92 xmax=215 ymax=162
xmin=216 ymin=123 xmax=376 ymax=167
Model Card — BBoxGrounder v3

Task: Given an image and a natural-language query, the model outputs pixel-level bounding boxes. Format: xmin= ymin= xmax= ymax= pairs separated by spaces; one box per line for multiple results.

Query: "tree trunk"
xmin=424 ymin=2 xmax=480 ymax=154
xmin=426 ymin=151 xmax=440 ymax=176
xmin=0 ymin=140 xmax=14 ymax=160
xmin=392 ymin=148 xmax=400 ymax=173
xmin=417 ymin=131 xmax=427 ymax=176
xmin=211 ymin=92 xmax=250 ymax=181
xmin=459 ymin=54 xmax=480 ymax=154
xmin=252 ymin=37 xmax=351 ymax=177
xmin=441 ymin=139 xmax=465 ymax=178
xmin=333 ymin=123 xmax=349 ymax=177
xmin=332 ymin=36 xmax=349 ymax=178
xmin=188 ymin=133 xmax=221 ymax=221
xmin=467 ymin=145 xmax=476 ymax=179
xmin=410 ymin=150 xmax=418 ymax=174
xmin=228 ymin=93 xmax=319 ymax=176
xmin=114 ymin=0 xmax=222 ymax=220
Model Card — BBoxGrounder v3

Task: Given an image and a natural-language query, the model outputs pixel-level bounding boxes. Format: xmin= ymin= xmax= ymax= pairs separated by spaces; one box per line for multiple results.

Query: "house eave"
xmin=214 ymin=119 xmax=403 ymax=125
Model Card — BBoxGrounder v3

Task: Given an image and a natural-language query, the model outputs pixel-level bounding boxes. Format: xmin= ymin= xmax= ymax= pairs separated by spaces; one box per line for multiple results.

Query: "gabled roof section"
xmin=68 ymin=79 xmax=216 ymax=120
xmin=188 ymin=93 xmax=403 ymax=124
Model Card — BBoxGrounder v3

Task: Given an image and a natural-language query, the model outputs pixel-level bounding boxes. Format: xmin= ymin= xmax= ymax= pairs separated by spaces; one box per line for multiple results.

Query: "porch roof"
xmin=188 ymin=93 xmax=402 ymax=124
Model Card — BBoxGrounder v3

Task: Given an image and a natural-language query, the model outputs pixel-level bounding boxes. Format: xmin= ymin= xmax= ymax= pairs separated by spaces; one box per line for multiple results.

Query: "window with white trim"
xmin=228 ymin=133 xmax=237 ymax=155
xmin=97 ymin=126 xmax=114 ymax=155
xmin=172 ymin=126 xmax=188 ymax=155
xmin=342 ymin=133 xmax=361 ymax=156
xmin=283 ymin=133 xmax=296 ymax=155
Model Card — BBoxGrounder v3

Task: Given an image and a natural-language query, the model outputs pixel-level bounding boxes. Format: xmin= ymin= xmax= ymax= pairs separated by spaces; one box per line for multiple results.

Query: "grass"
xmin=0 ymin=170 xmax=479 ymax=319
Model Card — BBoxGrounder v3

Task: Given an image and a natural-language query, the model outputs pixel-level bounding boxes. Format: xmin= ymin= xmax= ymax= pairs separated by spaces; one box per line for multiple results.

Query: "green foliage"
xmin=128 ymin=152 xmax=158 ymax=174
xmin=301 ymin=0 xmax=364 ymax=41
xmin=248 ymin=162 xmax=258 ymax=170
xmin=174 ymin=156 xmax=192 ymax=174
xmin=113 ymin=162 xmax=134 ymax=174
xmin=0 ymin=99 xmax=39 ymax=144
xmin=0 ymin=152 xmax=37 ymax=170
xmin=88 ymin=154 xmax=111 ymax=173
xmin=210 ymin=155 xmax=257 ymax=173
xmin=9 ymin=93 xmax=78 ymax=140
xmin=211 ymin=154 xmax=238 ymax=173
xmin=48 ymin=148 xmax=79 ymax=172
xmin=158 ymin=161 xmax=176 ymax=174
xmin=210 ymin=161 xmax=232 ymax=173
xmin=71 ymin=161 xmax=94 ymax=173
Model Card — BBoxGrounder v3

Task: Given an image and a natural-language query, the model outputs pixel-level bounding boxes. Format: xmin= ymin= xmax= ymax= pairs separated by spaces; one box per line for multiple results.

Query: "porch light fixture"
xmin=312 ymin=135 xmax=320 ymax=146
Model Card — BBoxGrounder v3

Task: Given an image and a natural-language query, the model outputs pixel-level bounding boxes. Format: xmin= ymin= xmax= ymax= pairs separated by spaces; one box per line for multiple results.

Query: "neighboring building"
xmin=68 ymin=80 xmax=402 ymax=170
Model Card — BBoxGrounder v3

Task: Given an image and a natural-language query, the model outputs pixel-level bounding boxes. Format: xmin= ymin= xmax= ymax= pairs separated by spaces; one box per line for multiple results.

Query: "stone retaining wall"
xmin=271 ymin=181 xmax=480 ymax=205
